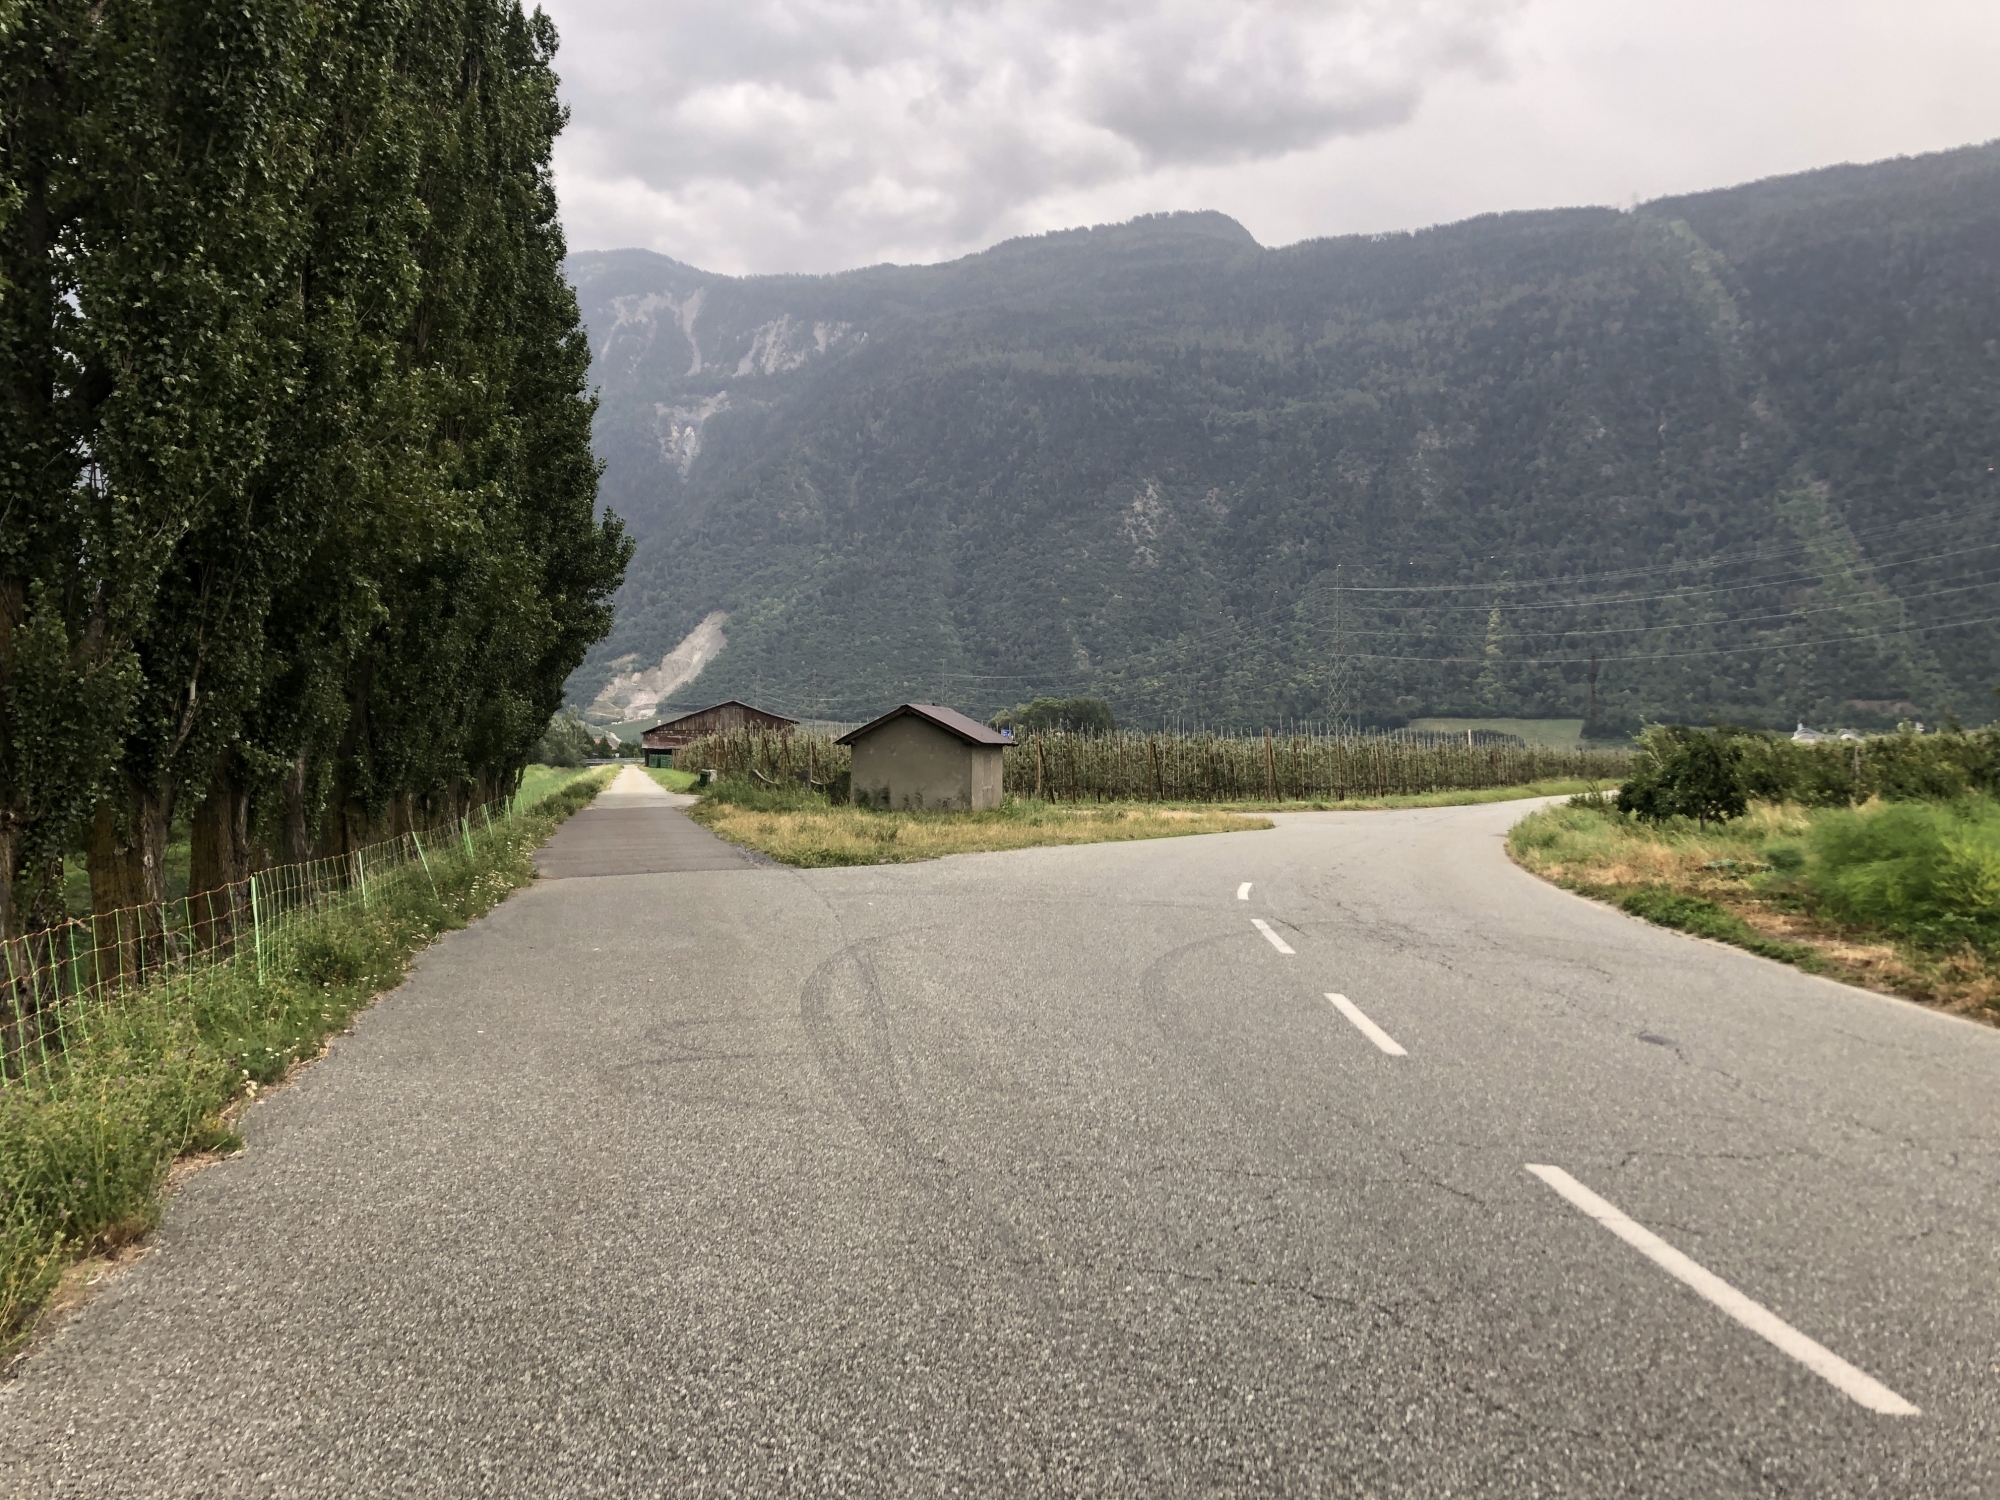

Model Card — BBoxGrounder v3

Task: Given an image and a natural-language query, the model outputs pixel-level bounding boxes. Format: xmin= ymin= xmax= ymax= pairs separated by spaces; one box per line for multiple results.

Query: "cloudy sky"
xmin=540 ymin=0 xmax=2000 ymax=276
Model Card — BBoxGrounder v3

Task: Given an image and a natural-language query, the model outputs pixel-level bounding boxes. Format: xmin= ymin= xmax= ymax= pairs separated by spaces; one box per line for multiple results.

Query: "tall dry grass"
xmin=690 ymin=782 xmax=1268 ymax=866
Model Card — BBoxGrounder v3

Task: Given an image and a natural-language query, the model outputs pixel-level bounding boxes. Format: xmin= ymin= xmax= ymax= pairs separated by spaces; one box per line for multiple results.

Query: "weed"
xmin=1807 ymin=800 xmax=2000 ymax=950
xmin=1614 ymin=887 xmax=1817 ymax=964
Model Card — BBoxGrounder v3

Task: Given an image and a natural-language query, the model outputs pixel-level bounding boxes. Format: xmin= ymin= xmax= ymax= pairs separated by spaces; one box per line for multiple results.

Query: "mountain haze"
xmin=566 ymin=143 xmax=2000 ymax=732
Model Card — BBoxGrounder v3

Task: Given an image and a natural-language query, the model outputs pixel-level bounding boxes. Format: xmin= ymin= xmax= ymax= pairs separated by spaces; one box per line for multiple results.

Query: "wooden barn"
xmin=836 ymin=704 xmax=1011 ymax=811
xmin=640 ymin=701 xmax=797 ymax=767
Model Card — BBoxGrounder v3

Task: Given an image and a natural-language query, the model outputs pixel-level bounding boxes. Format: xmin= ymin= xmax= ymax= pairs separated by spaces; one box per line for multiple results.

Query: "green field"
xmin=517 ymin=764 xmax=597 ymax=806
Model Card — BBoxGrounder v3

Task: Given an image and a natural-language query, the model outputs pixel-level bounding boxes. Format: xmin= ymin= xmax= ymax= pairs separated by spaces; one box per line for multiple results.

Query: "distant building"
xmin=836 ymin=704 xmax=1011 ymax=810
xmin=640 ymin=701 xmax=797 ymax=767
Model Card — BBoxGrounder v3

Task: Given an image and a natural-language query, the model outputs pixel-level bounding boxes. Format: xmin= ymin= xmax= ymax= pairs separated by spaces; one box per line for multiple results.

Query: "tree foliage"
xmin=0 ymin=0 xmax=629 ymax=937
xmin=1618 ymin=721 xmax=2000 ymax=828
xmin=989 ymin=696 xmax=1117 ymax=736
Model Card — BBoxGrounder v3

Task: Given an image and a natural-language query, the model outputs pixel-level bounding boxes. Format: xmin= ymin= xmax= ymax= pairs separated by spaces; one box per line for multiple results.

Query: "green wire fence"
xmin=0 ymin=792 xmax=533 ymax=1083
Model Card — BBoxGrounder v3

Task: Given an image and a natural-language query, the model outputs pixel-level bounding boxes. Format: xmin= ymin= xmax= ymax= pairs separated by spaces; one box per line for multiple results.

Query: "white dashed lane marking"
xmin=1526 ymin=1164 xmax=1919 ymax=1417
xmin=1325 ymin=993 xmax=1407 ymax=1056
xmin=1237 ymin=882 xmax=1253 ymax=901
xmin=1250 ymin=919 xmax=1294 ymax=955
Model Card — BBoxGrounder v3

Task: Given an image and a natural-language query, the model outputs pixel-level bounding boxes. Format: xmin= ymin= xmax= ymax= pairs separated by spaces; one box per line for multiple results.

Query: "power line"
xmin=1338 ymin=608 xmax=2000 ymax=666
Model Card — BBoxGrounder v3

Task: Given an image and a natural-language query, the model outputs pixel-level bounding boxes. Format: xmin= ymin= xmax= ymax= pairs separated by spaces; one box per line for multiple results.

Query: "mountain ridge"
xmin=567 ymin=141 xmax=2000 ymax=731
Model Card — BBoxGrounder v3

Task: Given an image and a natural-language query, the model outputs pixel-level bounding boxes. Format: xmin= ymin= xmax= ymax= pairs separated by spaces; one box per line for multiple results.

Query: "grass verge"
xmin=644 ymin=766 xmax=700 ymax=793
xmin=1508 ymin=797 xmax=2000 ymax=1020
xmin=1181 ymin=777 xmax=1617 ymax=813
xmin=0 ymin=768 xmax=614 ymax=1361
xmin=689 ymin=781 xmax=1271 ymax=867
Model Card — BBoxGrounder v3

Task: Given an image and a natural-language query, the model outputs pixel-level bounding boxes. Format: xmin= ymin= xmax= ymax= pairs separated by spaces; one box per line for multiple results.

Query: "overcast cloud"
xmin=541 ymin=0 xmax=2000 ymax=274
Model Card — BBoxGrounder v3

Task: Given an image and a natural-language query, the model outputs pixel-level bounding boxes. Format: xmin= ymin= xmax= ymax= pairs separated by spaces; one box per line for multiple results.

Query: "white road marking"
xmin=1237 ymin=882 xmax=1253 ymax=901
xmin=1250 ymin=919 xmax=1294 ymax=954
xmin=1525 ymin=1164 xmax=1920 ymax=1417
xmin=1325 ymin=993 xmax=1406 ymax=1056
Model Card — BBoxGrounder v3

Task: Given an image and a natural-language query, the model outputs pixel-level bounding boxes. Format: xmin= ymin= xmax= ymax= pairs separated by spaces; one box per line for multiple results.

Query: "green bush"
xmin=1807 ymin=797 xmax=2000 ymax=950
xmin=1619 ymin=727 xmax=1749 ymax=827
xmin=1734 ymin=726 xmax=2000 ymax=807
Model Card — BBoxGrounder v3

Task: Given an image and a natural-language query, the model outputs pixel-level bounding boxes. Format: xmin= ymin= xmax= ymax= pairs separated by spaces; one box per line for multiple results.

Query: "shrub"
xmin=1734 ymin=725 xmax=2000 ymax=807
xmin=1619 ymin=727 xmax=1749 ymax=827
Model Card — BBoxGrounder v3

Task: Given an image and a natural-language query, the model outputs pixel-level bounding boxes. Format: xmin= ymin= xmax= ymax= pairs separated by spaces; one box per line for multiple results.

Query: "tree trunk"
xmin=281 ymin=756 xmax=312 ymax=865
xmin=189 ymin=762 xmax=253 ymax=951
xmin=0 ymin=821 xmax=16 ymax=947
xmin=86 ymin=790 xmax=170 ymax=981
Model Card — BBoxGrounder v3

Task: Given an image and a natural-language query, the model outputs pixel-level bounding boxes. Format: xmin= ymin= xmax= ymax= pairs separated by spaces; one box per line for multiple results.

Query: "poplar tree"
xmin=0 ymin=0 xmax=627 ymax=940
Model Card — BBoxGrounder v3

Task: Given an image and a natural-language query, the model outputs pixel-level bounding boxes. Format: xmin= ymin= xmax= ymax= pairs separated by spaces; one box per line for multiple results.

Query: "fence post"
xmin=2 ymin=937 xmax=24 ymax=1080
xmin=461 ymin=815 xmax=474 ymax=859
xmin=249 ymin=874 xmax=265 ymax=987
xmin=354 ymin=850 xmax=368 ymax=910
xmin=411 ymin=829 xmax=437 ymax=897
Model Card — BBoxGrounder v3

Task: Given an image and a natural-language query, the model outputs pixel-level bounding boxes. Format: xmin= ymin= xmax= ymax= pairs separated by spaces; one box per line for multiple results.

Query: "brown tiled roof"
xmin=835 ymin=703 xmax=1014 ymax=747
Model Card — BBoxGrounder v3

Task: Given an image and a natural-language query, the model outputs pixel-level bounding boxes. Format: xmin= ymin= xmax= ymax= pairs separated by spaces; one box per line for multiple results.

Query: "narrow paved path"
xmin=3 ymin=792 xmax=1995 ymax=1496
xmin=534 ymin=766 xmax=757 ymax=876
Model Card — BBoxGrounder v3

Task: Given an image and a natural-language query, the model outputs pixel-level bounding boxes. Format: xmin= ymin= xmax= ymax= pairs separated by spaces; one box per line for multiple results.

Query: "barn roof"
xmin=643 ymin=700 xmax=797 ymax=734
xmin=836 ymin=703 xmax=1014 ymax=748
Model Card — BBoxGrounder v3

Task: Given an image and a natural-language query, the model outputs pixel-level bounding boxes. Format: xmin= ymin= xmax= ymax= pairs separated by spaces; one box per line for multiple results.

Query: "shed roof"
xmin=836 ymin=703 xmax=1014 ymax=748
xmin=643 ymin=700 xmax=797 ymax=735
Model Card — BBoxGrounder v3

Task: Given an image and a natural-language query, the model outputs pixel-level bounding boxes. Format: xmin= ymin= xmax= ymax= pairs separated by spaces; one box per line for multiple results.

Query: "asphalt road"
xmin=3 ymin=775 xmax=1995 ymax=1496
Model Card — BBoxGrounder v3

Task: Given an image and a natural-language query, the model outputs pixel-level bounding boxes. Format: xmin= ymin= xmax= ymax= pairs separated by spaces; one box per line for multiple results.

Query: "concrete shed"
xmin=836 ymin=704 xmax=1012 ymax=811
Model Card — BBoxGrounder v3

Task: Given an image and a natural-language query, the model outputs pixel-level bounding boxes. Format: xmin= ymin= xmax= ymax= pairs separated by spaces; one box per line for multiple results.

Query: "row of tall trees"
xmin=0 ymin=0 xmax=629 ymax=939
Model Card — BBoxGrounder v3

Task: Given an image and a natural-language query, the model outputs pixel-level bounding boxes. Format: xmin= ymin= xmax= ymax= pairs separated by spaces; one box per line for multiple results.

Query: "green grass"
xmin=1508 ymin=795 xmax=2000 ymax=1016
xmin=0 ymin=768 xmax=613 ymax=1357
xmin=1807 ymin=799 xmax=2000 ymax=949
xmin=645 ymin=766 xmax=700 ymax=792
xmin=516 ymin=763 xmax=596 ymax=806
xmin=1610 ymin=887 xmax=1819 ymax=965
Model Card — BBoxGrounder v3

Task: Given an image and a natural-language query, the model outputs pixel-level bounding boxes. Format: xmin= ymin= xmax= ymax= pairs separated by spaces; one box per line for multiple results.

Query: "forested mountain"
xmin=566 ymin=143 xmax=2000 ymax=732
